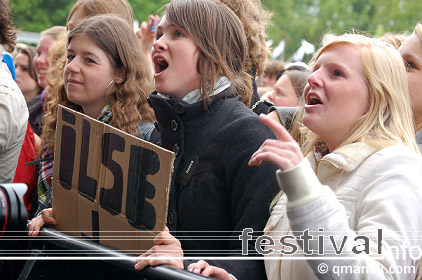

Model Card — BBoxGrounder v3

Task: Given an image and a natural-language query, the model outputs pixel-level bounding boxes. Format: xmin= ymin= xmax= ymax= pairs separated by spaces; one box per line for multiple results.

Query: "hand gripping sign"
xmin=52 ymin=105 xmax=174 ymax=254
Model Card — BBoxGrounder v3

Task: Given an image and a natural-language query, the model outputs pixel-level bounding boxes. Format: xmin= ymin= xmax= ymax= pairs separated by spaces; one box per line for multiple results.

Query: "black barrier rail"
xmin=17 ymin=227 xmax=215 ymax=280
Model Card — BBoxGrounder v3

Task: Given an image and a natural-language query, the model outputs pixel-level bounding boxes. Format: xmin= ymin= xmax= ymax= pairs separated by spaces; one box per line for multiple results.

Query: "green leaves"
xmin=10 ymin=0 xmax=73 ymax=32
xmin=262 ymin=0 xmax=422 ymax=61
xmin=9 ymin=0 xmax=422 ymax=61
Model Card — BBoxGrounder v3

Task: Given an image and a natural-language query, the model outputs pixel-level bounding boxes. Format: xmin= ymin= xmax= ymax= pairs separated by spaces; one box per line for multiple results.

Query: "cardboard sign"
xmin=52 ymin=105 xmax=174 ymax=254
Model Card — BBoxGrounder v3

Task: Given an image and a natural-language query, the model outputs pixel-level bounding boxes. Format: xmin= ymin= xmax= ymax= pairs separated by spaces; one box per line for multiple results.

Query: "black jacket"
xmin=27 ymin=94 xmax=43 ymax=136
xmin=148 ymin=88 xmax=279 ymax=280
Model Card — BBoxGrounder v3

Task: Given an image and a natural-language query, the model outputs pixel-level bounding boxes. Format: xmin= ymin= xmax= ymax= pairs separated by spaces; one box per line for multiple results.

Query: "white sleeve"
xmin=275 ymin=158 xmax=322 ymax=208
xmin=283 ymin=156 xmax=422 ymax=279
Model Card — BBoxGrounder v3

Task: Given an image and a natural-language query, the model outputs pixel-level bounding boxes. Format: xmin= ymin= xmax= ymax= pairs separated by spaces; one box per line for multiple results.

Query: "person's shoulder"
xmin=375 ymin=144 xmax=420 ymax=161
xmin=137 ymin=121 xmax=155 ymax=141
xmin=0 ymin=62 xmax=25 ymax=104
xmin=366 ymin=144 xmax=422 ymax=176
xmin=222 ymin=101 xmax=276 ymax=140
xmin=358 ymin=144 xmax=422 ymax=206
xmin=269 ymin=106 xmax=301 ymax=129
xmin=227 ymin=101 xmax=261 ymax=124
xmin=1 ymin=52 xmax=15 ymax=81
xmin=0 ymin=61 xmax=12 ymax=83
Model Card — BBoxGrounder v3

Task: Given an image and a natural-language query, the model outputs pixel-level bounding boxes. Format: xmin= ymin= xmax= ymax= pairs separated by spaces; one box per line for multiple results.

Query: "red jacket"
xmin=13 ymin=121 xmax=37 ymax=216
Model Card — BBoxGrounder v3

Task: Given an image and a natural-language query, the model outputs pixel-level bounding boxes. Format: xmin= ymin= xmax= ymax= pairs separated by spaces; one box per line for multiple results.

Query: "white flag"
xmin=293 ymin=39 xmax=315 ymax=62
xmin=271 ymin=40 xmax=285 ymax=59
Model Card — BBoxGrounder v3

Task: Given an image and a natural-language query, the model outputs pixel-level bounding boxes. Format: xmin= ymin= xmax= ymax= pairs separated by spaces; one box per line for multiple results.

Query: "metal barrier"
xmin=17 ymin=227 xmax=214 ymax=280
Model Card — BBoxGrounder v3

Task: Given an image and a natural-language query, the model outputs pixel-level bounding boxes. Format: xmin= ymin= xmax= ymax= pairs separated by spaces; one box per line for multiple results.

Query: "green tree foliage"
xmin=9 ymin=0 xmax=165 ymax=33
xmin=10 ymin=0 xmax=73 ymax=32
xmin=262 ymin=0 xmax=422 ymax=61
xmin=130 ymin=0 xmax=166 ymax=23
xmin=9 ymin=0 xmax=422 ymax=60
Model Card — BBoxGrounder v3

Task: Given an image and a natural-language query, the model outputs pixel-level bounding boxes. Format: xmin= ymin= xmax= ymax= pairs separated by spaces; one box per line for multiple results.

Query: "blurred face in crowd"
xmin=152 ymin=16 xmax=200 ymax=99
xmin=268 ymin=74 xmax=299 ymax=107
xmin=14 ymin=52 xmax=39 ymax=102
xmin=261 ymin=74 xmax=278 ymax=87
xmin=64 ymin=34 xmax=122 ymax=118
xmin=33 ymin=35 xmax=55 ymax=88
xmin=303 ymin=43 xmax=369 ymax=151
xmin=399 ymin=33 xmax=422 ymax=128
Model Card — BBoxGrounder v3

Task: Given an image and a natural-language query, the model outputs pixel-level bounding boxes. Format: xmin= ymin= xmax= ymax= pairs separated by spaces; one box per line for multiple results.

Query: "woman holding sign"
xmin=28 ymin=15 xmax=155 ymax=235
xmin=134 ymin=0 xmax=279 ymax=279
xmin=188 ymin=34 xmax=422 ymax=279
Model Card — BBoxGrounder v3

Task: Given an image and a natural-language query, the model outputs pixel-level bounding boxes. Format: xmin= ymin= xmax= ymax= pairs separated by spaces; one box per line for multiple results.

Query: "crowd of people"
xmin=1 ymin=0 xmax=422 ymax=279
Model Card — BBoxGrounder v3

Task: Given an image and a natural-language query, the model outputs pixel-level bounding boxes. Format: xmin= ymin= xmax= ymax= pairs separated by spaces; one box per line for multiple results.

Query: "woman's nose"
xmin=35 ymin=53 xmax=48 ymax=66
xmin=307 ymin=69 xmax=322 ymax=88
xmin=65 ymin=58 xmax=80 ymax=73
xmin=15 ymin=66 xmax=22 ymax=76
xmin=153 ymin=36 xmax=167 ymax=52
xmin=268 ymin=91 xmax=275 ymax=103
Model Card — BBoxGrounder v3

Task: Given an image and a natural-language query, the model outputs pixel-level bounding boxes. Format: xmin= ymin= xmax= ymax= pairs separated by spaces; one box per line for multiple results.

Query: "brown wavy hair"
xmin=218 ymin=0 xmax=272 ymax=76
xmin=164 ymin=0 xmax=253 ymax=107
xmin=0 ymin=0 xmax=16 ymax=52
xmin=41 ymin=15 xmax=154 ymax=155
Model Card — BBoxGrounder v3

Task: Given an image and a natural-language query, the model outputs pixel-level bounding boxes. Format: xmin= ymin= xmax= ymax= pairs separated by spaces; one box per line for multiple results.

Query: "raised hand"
xmin=249 ymin=114 xmax=303 ymax=171
xmin=136 ymin=15 xmax=160 ymax=56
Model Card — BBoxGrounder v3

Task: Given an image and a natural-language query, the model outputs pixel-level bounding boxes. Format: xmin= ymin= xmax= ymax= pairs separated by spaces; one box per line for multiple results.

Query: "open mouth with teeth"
xmin=155 ymin=58 xmax=169 ymax=74
xmin=308 ymin=95 xmax=323 ymax=105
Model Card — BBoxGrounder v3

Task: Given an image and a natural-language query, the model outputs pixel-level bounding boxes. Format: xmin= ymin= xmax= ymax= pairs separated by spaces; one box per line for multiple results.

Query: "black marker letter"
xmin=78 ymin=120 xmax=97 ymax=201
xmin=126 ymin=145 xmax=160 ymax=230
xmin=100 ymin=133 xmax=125 ymax=215
xmin=59 ymin=110 xmax=76 ymax=190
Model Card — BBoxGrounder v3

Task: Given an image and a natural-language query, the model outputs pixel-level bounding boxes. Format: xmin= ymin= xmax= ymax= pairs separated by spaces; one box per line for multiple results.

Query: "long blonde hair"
xmin=67 ymin=0 xmax=134 ymax=27
xmin=40 ymin=26 xmax=66 ymax=41
xmin=270 ymin=33 xmax=419 ymax=211
xmin=415 ymin=23 xmax=422 ymax=42
xmin=302 ymin=33 xmax=418 ymax=155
